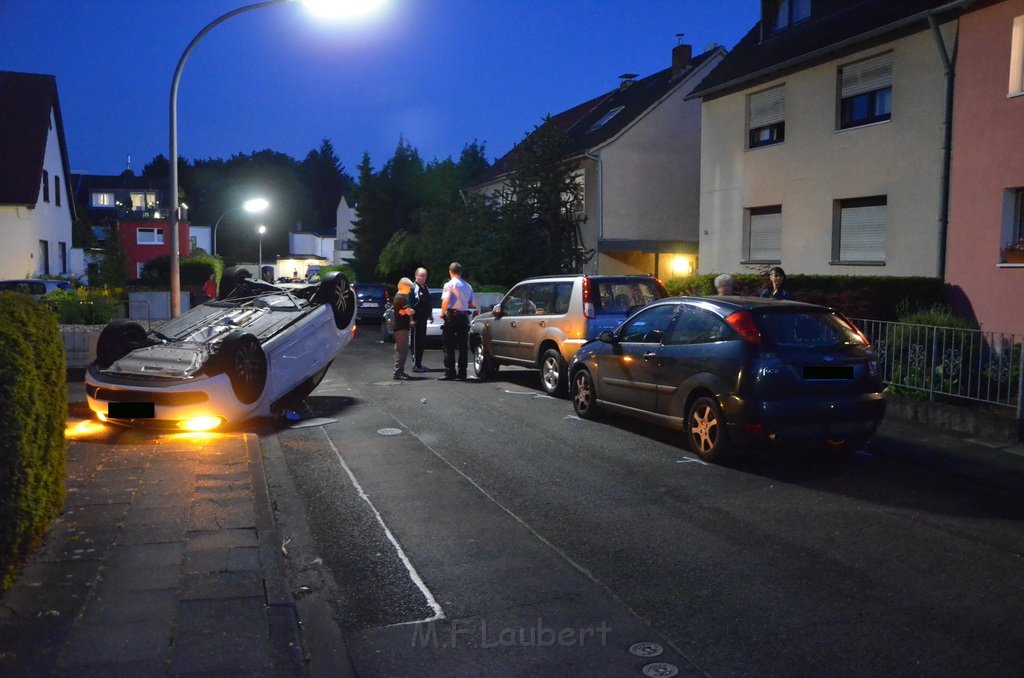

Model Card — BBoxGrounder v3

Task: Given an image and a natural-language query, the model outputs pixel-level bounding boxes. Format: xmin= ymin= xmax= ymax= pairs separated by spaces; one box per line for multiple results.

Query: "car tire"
xmin=96 ymin=319 xmax=149 ymax=368
xmin=276 ymin=361 xmax=332 ymax=411
xmin=218 ymin=332 xmax=267 ymax=404
xmin=571 ymin=368 xmax=601 ymax=420
xmin=687 ymin=396 xmax=731 ymax=463
xmin=313 ymin=272 xmax=356 ymax=330
xmin=218 ymin=266 xmax=252 ymax=300
xmin=540 ymin=348 xmax=566 ymax=397
xmin=473 ymin=342 xmax=498 ymax=379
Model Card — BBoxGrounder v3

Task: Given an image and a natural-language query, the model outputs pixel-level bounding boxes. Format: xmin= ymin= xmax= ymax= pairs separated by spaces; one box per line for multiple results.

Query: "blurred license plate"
xmin=362 ymin=302 xmax=379 ymax=308
xmin=804 ymin=366 xmax=853 ymax=380
xmin=108 ymin=402 xmax=155 ymax=418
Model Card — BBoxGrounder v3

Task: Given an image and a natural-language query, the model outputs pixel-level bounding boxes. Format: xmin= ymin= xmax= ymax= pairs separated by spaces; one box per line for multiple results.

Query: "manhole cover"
xmin=629 ymin=642 xmax=663 ymax=658
xmin=377 ymin=428 xmax=403 ymax=436
xmin=642 ymin=663 xmax=679 ymax=678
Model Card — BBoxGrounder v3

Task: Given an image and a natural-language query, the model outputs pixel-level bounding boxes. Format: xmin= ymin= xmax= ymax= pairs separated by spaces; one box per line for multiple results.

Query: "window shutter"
xmin=749 ymin=86 xmax=785 ymax=129
xmin=840 ymin=204 xmax=886 ymax=261
xmin=841 ymin=52 xmax=893 ymax=98
xmin=749 ymin=210 xmax=782 ymax=261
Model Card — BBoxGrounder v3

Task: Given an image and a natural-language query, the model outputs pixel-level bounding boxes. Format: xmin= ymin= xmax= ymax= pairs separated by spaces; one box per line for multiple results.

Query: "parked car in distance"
xmin=382 ymin=287 xmax=445 ymax=344
xmin=84 ymin=267 xmax=356 ymax=430
xmin=354 ymin=283 xmax=389 ymax=323
xmin=470 ymin=274 xmax=669 ymax=396
xmin=568 ymin=297 xmax=886 ymax=462
xmin=0 ymin=279 xmax=74 ymax=299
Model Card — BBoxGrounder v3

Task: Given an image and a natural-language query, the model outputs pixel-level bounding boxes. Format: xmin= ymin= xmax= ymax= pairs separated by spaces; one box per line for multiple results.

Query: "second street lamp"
xmin=257 ymin=224 xmax=267 ymax=280
xmin=212 ymin=197 xmax=268 ymax=258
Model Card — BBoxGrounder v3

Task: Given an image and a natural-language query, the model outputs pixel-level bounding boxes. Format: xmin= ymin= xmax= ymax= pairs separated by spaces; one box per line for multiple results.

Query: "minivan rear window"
xmin=594 ymin=280 xmax=665 ymax=315
xmin=754 ymin=309 xmax=867 ymax=348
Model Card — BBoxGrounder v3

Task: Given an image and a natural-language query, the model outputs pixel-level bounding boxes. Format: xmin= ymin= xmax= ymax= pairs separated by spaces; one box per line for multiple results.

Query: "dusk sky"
xmin=1 ymin=1 xmax=758 ymax=177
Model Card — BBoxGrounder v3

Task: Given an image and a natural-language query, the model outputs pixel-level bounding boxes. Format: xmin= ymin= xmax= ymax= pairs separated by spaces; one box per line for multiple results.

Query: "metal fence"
xmin=851 ymin=318 xmax=1023 ymax=424
xmin=58 ymin=299 xmax=153 ymax=369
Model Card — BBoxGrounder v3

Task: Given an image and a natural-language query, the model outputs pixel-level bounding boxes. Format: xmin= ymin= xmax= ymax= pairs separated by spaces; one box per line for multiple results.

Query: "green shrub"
xmin=0 ymin=292 xmax=67 ymax=591
xmin=139 ymin=253 xmax=220 ymax=288
xmin=44 ymin=286 xmax=127 ymax=325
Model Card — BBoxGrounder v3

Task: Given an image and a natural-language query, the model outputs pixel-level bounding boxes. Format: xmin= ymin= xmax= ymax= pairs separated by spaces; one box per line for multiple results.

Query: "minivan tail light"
xmin=582 ymin=276 xmax=595 ymax=319
xmin=725 ymin=310 xmax=762 ymax=346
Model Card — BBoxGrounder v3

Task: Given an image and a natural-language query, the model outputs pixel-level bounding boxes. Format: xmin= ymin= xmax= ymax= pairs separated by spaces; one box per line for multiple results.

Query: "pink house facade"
xmin=947 ymin=0 xmax=1024 ymax=335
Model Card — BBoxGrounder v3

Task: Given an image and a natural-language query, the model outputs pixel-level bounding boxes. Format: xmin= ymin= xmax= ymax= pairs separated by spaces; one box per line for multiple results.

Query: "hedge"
xmin=664 ymin=274 xmax=948 ymax=322
xmin=0 ymin=292 xmax=67 ymax=591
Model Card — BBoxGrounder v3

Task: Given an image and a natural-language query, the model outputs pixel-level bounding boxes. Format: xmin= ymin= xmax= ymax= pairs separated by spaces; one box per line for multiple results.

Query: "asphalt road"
xmin=262 ymin=331 xmax=1024 ymax=677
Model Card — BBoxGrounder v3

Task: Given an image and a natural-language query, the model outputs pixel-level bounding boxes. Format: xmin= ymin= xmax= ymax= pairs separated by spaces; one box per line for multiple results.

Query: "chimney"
xmin=672 ymin=34 xmax=692 ymax=79
xmin=619 ymin=73 xmax=638 ymax=90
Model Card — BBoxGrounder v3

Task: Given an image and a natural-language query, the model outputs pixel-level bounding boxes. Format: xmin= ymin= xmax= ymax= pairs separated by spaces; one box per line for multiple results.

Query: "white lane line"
xmin=318 ymin=428 xmax=445 ymax=624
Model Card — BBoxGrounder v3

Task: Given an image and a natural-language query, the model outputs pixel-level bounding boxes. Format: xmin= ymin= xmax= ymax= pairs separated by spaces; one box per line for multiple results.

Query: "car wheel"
xmin=219 ymin=332 xmax=267 ymax=404
xmin=571 ymin=368 xmax=601 ymax=420
xmin=276 ymin=361 xmax=332 ymax=411
xmin=687 ymin=396 xmax=730 ymax=462
xmin=96 ymin=319 xmax=149 ymax=368
xmin=473 ymin=342 xmax=497 ymax=379
xmin=540 ymin=348 xmax=566 ymax=397
xmin=218 ymin=266 xmax=252 ymax=300
xmin=313 ymin=272 xmax=356 ymax=329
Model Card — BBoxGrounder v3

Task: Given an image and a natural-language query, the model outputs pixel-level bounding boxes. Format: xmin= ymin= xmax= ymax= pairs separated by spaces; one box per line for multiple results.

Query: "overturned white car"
xmin=84 ymin=267 xmax=356 ymax=430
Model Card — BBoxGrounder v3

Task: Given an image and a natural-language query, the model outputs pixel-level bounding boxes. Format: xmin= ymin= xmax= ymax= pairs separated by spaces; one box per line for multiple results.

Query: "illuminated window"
xmin=91 ymin=192 xmax=114 ymax=207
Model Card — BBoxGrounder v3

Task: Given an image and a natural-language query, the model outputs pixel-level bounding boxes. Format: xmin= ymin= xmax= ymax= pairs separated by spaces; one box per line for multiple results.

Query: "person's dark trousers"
xmin=442 ymin=312 xmax=470 ymax=378
xmin=411 ymin=319 xmax=428 ymax=368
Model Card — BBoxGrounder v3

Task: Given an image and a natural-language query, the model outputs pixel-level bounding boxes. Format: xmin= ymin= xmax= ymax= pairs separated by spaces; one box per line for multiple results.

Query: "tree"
xmin=299 ymin=138 xmax=351 ymax=234
xmin=95 ymin=222 xmax=130 ymax=287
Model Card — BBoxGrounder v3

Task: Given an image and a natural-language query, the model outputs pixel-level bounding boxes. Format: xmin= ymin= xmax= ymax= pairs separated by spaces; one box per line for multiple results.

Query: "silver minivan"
xmin=469 ymin=274 xmax=668 ymax=396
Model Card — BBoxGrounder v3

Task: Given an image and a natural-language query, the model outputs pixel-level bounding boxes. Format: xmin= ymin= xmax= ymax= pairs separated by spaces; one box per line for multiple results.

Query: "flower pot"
xmin=1004 ymin=251 xmax=1024 ymax=264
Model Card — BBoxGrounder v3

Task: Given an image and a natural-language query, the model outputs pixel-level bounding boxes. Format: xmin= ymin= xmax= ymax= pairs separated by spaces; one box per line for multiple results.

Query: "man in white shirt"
xmin=439 ymin=262 xmax=475 ymax=380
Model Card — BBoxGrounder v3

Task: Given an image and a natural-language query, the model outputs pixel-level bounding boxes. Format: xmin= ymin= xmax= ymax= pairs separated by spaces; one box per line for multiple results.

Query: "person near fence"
xmin=760 ymin=266 xmax=792 ymax=300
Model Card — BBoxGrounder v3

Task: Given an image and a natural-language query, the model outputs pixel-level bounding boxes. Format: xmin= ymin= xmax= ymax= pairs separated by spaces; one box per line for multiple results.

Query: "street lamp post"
xmin=257 ymin=224 xmax=267 ymax=279
xmin=212 ymin=197 xmax=269 ymax=258
xmin=168 ymin=0 xmax=290 ymax=317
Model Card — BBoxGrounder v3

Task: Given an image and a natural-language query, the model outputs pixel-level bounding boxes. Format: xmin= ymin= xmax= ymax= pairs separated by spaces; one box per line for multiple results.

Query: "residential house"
xmin=690 ymin=0 xmax=964 ymax=284
xmin=946 ymin=0 xmax=1024 ymax=334
xmin=468 ymin=41 xmax=725 ymax=279
xmin=0 ymin=71 xmax=80 ymax=279
xmin=72 ymin=173 xmax=194 ymax=281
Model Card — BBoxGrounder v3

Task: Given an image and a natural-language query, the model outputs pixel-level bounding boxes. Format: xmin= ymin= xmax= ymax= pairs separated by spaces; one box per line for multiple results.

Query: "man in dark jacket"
xmin=411 ymin=267 xmax=432 ymax=372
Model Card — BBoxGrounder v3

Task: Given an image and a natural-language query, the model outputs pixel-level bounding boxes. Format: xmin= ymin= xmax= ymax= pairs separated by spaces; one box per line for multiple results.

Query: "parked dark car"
xmin=354 ymin=283 xmax=389 ymax=323
xmin=471 ymin=274 xmax=669 ymax=396
xmin=568 ymin=297 xmax=886 ymax=462
xmin=0 ymin=279 xmax=73 ymax=299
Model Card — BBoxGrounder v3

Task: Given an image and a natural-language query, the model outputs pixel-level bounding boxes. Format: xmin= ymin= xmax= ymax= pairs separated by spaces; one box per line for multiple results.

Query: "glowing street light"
xmin=257 ymin=224 xmax=267 ymax=278
xmin=212 ymin=197 xmax=268 ymax=258
xmin=167 ymin=0 xmax=390 ymax=317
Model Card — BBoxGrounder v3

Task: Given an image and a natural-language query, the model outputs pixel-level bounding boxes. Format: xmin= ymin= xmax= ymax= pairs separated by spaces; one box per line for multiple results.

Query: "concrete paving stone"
xmin=169 ymin=629 xmax=273 ymax=675
xmin=59 ymin=503 xmax=129 ymax=528
xmin=107 ymin=541 xmax=185 ymax=569
xmin=65 ymin=489 xmax=134 ymax=507
xmin=54 ymin=658 xmax=169 ymax=677
xmin=186 ymin=527 xmax=258 ymax=552
xmin=0 ymin=559 xmax=100 ymax=619
xmin=103 ymin=562 xmax=181 ymax=591
xmin=226 ymin=546 xmax=262 ymax=572
xmin=196 ymin=468 xmax=250 ymax=485
xmin=183 ymin=547 xmax=231 ymax=573
xmin=79 ymin=588 xmax=177 ymax=625
xmin=121 ymin=505 xmax=190 ymax=532
xmin=132 ymin=488 xmax=193 ymax=509
xmin=89 ymin=467 xmax=145 ymax=484
xmin=181 ymin=570 xmax=265 ymax=601
xmin=176 ymin=597 xmax=269 ymax=635
xmin=114 ymin=526 xmax=188 ymax=546
xmin=189 ymin=497 xmax=256 ymax=532
xmin=195 ymin=479 xmax=251 ymax=495
xmin=61 ymin=618 xmax=172 ymax=665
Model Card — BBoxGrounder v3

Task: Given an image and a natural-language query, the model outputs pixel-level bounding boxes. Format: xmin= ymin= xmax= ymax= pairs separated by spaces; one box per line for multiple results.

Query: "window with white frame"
xmin=748 ymin=85 xmax=785 ymax=148
xmin=136 ymin=263 xmax=145 ymax=280
xmin=838 ymin=52 xmax=892 ymax=129
xmin=1009 ymin=15 xmax=1024 ymax=95
xmin=137 ymin=227 xmax=164 ymax=245
xmin=833 ymin=196 xmax=886 ymax=263
xmin=129 ymin=191 xmax=158 ymax=211
xmin=91 ymin=192 xmax=114 ymax=207
xmin=55 ymin=176 xmax=61 ymax=207
xmin=745 ymin=206 xmax=782 ymax=262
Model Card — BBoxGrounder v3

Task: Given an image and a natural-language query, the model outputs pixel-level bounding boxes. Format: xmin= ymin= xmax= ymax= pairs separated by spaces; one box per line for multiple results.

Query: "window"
xmin=748 ymin=86 xmax=785 ymax=148
xmin=833 ymin=196 xmax=886 ymax=264
xmin=91 ymin=192 xmax=115 ymax=207
xmin=59 ymin=242 xmax=67 ymax=274
xmin=619 ymin=304 xmax=678 ymax=344
xmin=137 ymin=227 xmax=164 ymax=245
xmin=130 ymin=191 xmax=158 ymax=211
xmin=1000 ymin=188 xmax=1024 ymax=262
xmin=839 ymin=53 xmax=892 ymax=129
xmin=588 ymin=106 xmax=625 ymax=132
xmin=770 ymin=0 xmax=811 ymax=32
xmin=1011 ymin=16 xmax=1024 ymax=95
xmin=55 ymin=176 xmax=61 ymax=207
xmin=42 ymin=171 xmax=49 ymax=202
xmin=39 ymin=240 xmax=50 ymax=275
xmin=745 ymin=206 xmax=782 ymax=262
xmin=667 ymin=306 xmax=732 ymax=345
xmin=136 ymin=263 xmax=146 ymax=280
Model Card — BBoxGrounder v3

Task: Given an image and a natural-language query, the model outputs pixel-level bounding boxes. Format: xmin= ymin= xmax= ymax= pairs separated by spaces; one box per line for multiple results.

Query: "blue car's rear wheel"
xmin=571 ymin=368 xmax=601 ymax=420
xmin=687 ymin=396 xmax=730 ymax=462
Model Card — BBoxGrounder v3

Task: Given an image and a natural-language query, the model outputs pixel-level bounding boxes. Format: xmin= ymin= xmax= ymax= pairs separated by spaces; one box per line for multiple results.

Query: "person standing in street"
xmin=202 ymin=273 xmax=217 ymax=300
xmin=440 ymin=262 xmax=475 ymax=381
xmin=392 ymin=277 xmax=415 ymax=380
xmin=411 ymin=267 xmax=432 ymax=372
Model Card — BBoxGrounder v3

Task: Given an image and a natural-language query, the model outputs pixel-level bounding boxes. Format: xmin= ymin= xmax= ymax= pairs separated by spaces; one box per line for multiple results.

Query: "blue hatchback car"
xmin=568 ymin=296 xmax=886 ymax=462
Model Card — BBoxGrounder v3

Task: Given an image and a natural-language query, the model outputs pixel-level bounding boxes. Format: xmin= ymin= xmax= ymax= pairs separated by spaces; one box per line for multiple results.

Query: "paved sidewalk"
xmin=0 ymin=384 xmax=306 ymax=676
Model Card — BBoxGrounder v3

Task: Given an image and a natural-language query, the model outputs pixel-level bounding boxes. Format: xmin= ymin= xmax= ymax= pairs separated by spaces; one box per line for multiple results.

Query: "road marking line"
xmin=318 ymin=428 xmax=445 ymax=624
